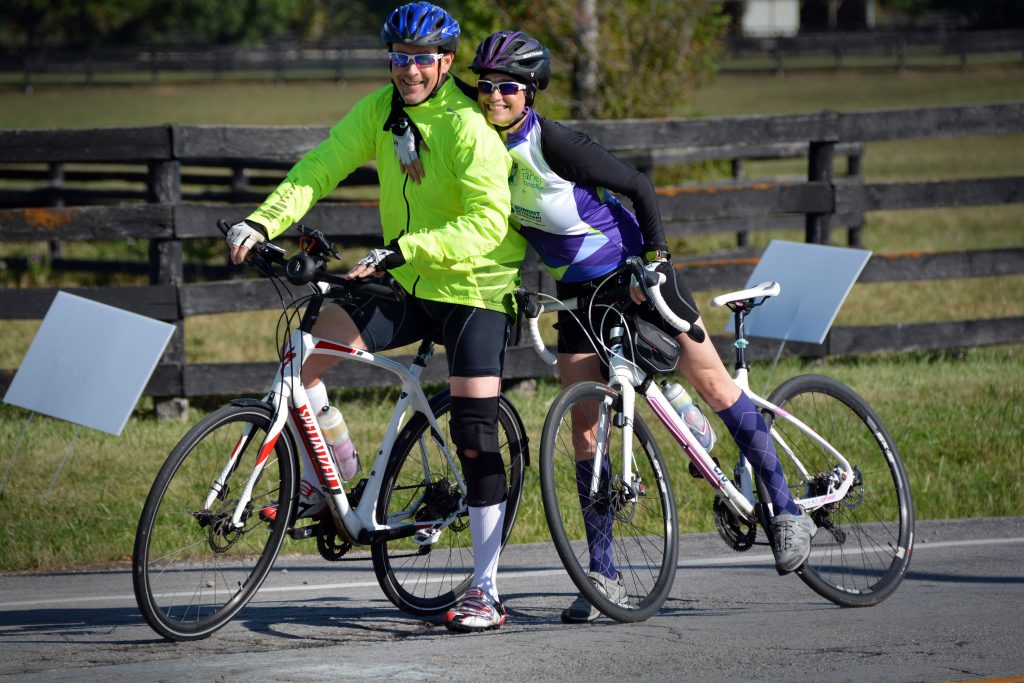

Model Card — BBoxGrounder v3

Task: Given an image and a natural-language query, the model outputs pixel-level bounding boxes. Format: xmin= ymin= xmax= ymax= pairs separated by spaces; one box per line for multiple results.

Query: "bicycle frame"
xmin=527 ymin=285 xmax=856 ymax=525
xmin=211 ymin=299 xmax=465 ymax=547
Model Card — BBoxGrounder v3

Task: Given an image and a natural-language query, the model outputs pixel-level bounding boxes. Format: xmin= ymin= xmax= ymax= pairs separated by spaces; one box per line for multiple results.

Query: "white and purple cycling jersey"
xmin=504 ymin=109 xmax=664 ymax=284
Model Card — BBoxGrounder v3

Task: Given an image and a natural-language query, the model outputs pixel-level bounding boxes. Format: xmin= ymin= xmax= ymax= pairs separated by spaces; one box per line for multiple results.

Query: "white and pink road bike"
xmin=519 ymin=257 xmax=914 ymax=622
xmin=132 ymin=225 xmax=527 ymax=641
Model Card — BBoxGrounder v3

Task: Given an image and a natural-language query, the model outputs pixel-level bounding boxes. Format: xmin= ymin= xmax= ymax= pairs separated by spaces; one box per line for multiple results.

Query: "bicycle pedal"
xmin=414 ymin=527 xmax=441 ymax=546
xmin=288 ymin=523 xmax=318 ymax=540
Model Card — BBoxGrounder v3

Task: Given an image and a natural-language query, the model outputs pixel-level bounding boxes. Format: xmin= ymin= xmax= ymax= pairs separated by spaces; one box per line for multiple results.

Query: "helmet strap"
xmin=493 ymin=107 xmax=529 ymax=133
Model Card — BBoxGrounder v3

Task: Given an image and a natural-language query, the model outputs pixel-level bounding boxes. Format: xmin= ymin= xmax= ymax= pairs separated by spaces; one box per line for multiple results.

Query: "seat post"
xmin=732 ymin=304 xmax=751 ymax=372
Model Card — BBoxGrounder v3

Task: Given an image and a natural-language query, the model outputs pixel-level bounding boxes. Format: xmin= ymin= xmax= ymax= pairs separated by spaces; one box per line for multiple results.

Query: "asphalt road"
xmin=1 ymin=516 xmax=1022 ymax=682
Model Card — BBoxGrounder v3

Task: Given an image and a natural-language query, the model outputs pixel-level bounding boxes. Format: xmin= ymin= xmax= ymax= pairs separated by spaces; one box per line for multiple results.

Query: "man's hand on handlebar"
xmin=226 ymin=220 xmax=268 ymax=265
xmin=345 ymin=241 xmax=406 ymax=280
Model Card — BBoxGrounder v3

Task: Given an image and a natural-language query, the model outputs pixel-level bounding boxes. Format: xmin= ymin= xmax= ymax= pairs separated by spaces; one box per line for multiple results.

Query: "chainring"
xmin=712 ymin=495 xmax=757 ymax=552
xmin=316 ymin=515 xmax=352 ymax=561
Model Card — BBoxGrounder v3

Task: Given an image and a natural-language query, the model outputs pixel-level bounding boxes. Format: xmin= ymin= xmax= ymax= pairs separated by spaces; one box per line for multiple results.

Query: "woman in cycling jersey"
xmin=466 ymin=31 xmax=818 ymax=623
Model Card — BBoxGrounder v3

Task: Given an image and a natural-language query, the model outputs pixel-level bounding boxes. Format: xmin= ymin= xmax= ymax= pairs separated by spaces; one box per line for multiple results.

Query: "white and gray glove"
xmin=346 ymin=241 xmax=406 ymax=279
xmin=226 ymin=220 xmax=267 ymax=264
xmin=356 ymin=245 xmax=405 ymax=272
xmin=393 ymin=124 xmax=418 ymax=167
xmin=392 ymin=119 xmax=428 ymax=183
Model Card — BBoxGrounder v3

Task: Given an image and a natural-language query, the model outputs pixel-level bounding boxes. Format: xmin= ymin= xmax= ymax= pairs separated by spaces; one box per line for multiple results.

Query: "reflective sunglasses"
xmin=388 ymin=51 xmax=445 ymax=68
xmin=477 ymin=80 xmax=527 ymax=96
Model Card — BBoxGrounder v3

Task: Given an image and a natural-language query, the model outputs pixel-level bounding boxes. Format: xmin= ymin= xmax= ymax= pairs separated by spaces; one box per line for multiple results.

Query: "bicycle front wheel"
xmin=540 ymin=381 xmax=677 ymax=623
xmin=371 ymin=391 xmax=527 ymax=616
xmin=766 ymin=374 xmax=914 ymax=607
xmin=132 ymin=402 xmax=297 ymax=641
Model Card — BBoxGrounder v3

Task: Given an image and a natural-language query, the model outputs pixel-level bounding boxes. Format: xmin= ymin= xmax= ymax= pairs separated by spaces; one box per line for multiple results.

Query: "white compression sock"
xmin=307 ymin=380 xmax=329 ymax=414
xmin=302 ymin=381 xmax=331 ymax=489
xmin=469 ymin=501 xmax=506 ymax=602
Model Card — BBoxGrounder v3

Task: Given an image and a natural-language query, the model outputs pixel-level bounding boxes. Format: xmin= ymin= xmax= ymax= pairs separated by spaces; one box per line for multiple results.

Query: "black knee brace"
xmin=450 ymin=395 xmax=507 ymax=507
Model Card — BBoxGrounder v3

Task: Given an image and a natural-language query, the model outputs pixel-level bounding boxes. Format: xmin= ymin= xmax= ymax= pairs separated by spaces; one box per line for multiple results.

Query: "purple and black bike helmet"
xmin=470 ymin=30 xmax=551 ymax=104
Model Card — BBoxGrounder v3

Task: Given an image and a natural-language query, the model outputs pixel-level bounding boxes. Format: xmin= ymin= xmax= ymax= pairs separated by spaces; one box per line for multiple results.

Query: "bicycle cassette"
xmin=712 ymin=495 xmax=757 ymax=552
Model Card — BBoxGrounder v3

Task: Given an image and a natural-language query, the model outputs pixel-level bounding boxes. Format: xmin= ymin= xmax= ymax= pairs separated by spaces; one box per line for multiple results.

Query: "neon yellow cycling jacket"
xmin=247 ymin=78 xmax=524 ymax=316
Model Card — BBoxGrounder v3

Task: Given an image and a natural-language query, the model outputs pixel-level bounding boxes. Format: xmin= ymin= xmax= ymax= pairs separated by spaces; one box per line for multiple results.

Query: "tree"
xmin=455 ymin=0 xmax=728 ymax=119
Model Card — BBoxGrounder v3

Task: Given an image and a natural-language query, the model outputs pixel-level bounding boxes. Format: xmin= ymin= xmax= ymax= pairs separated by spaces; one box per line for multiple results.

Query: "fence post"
xmin=48 ymin=163 xmax=65 ymax=259
xmin=22 ymin=51 xmax=34 ymax=95
xmin=147 ymin=158 xmax=188 ymax=420
xmin=806 ymin=140 xmax=835 ymax=245
xmin=151 ymin=46 xmax=160 ymax=85
xmin=732 ymin=158 xmax=749 ymax=247
xmin=846 ymin=146 xmax=865 ymax=247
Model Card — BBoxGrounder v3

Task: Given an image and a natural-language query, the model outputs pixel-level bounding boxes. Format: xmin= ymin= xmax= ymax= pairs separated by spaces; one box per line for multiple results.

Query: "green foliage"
xmin=453 ymin=0 xmax=729 ymax=119
xmin=0 ymin=0 xmax=386 ymax=47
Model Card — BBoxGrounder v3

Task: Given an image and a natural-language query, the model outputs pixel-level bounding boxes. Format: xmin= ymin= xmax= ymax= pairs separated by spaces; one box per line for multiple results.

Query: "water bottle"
xmin=661 ymin=382 xmax=716 ymax=452
xmin=317 ymin=405 xmax=360 ymax=482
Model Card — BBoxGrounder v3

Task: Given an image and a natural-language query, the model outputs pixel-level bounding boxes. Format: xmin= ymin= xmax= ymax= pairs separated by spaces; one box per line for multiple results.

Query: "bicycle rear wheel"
xmin=132 ymin=401 xmax=297 ymax=640
xmin=540 ymin=381 xmax=677 ymax=623
xmin=765 ymin=374 xmax=914 ymax=607
xmin=371 ymin=391 xmax=527 ymax=616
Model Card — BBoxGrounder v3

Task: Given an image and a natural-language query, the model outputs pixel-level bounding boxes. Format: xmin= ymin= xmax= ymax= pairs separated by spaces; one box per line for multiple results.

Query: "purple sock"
xmin=575 ymin=458 xmax=616 ymax=579
xmin=716 ymin=393 xmax=800 ymax=516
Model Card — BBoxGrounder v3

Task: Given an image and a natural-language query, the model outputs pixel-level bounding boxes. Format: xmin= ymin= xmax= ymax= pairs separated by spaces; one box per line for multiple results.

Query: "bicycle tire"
xmin=132 ymin=402 xmax=297 ymax=641
xmin=539 ymin=381 xmax=678 ymax=623
xmin=764 ymin=374 xmax=914 ymax=607
xmin=371 ymin=391 xmax=527 ymax=616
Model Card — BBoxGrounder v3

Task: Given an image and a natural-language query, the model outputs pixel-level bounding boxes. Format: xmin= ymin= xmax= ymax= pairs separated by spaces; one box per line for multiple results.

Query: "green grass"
xmin=2 ymin=345 xmax=1021 ymax=572
xmin=1 ymin=67 xmax=1022 ymax=572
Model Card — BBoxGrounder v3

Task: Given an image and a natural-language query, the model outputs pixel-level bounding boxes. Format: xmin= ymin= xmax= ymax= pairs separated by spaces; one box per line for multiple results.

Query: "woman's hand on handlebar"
xmin=629 ymin=259 xmax=666 ymax=304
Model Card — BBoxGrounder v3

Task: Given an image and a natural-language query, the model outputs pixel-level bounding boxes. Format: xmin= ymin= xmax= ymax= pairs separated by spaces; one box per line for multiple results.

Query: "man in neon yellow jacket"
xmin=226 ymin=2 xmax=525 ymax=634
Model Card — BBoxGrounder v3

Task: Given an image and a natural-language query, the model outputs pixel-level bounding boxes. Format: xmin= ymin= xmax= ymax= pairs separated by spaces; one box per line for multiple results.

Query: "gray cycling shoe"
xmin=561 ymin=571 xmax=626 ymax=623
xmin=771 ymin=513 xmax=817 ymax=574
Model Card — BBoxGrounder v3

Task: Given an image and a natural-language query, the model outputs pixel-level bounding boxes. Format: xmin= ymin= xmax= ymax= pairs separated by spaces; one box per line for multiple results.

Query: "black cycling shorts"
xmin=555 ymin=262 xmax=700 ymax=355
xmin=340 ymin=290 xmax=512 ymax=378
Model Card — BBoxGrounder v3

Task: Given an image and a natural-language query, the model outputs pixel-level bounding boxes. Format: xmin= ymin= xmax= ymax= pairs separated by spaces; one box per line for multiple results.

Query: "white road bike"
xmin=133 ymin=224 xmax=527 ymax=641
xmin=519 ymin=257 xmax=914 ymax=622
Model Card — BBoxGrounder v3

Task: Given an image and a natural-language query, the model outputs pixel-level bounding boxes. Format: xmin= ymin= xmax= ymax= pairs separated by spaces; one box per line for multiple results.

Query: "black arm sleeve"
xmin=538 ymin=117 xmax=668 ymax=252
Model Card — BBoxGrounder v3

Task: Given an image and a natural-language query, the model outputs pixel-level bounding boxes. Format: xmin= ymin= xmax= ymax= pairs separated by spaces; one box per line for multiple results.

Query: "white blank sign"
xmin=3 ymin=292 xmax=175 ymax=435
xmin=727 ymin=240 xmax=872 ymax=344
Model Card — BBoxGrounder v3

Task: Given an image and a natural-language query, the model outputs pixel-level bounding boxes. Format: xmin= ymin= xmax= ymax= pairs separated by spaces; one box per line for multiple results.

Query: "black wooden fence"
xmin=1 ymin=102 xmax=1022 ymax=405
xmin=3 ymin=30 xmax=1022 ymax=92
xmin=724 ymin=29 xmax=1024 ymax=74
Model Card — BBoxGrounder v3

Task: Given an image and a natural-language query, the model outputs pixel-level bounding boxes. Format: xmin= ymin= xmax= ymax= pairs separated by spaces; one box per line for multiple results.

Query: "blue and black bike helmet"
xmin=381 ymin=2 xmax=460 ymax=53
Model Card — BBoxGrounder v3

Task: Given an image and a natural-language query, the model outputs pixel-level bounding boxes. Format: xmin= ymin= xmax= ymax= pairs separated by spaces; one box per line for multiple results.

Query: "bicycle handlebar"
xmin=218 ymin=219 xmax=402 ymax=302
xmin=516 ymin=256 xmax=706 ymax=366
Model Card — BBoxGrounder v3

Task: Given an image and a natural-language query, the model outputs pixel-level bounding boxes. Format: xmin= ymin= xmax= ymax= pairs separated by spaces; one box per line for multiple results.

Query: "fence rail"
xmin=1 ymin=102 xmax=1022 ymax=403
xmin=3 ymin=29 xmax=1022 ymax=92
xmin=724 ymin=29 xmax=1024 ymax=74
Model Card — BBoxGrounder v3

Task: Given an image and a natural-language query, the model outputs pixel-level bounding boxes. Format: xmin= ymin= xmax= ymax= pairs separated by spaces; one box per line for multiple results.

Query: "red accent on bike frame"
xmin=291 ymin=403 xmax=343 ymax=492
xmin=316 ymin=340 xmax=360 ymax=355
xmin=255 ymin=432 xmax=280 ymax=467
